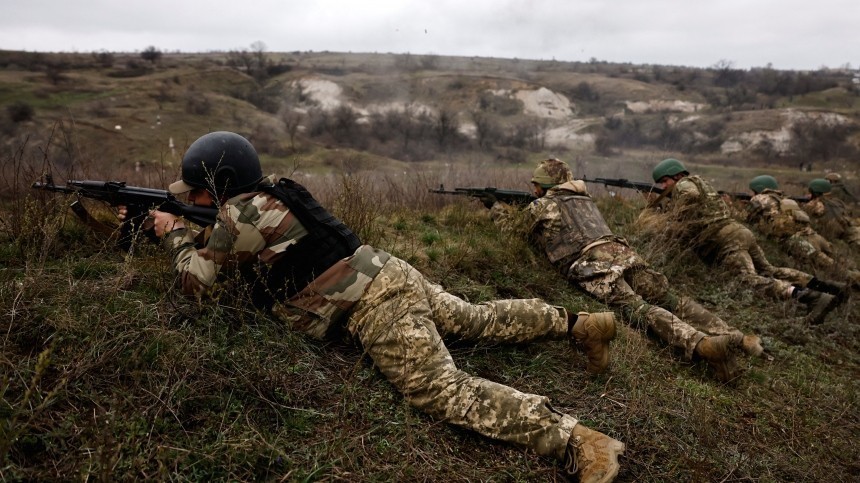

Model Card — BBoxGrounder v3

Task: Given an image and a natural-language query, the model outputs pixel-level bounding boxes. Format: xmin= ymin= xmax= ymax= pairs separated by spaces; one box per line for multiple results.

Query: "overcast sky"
xmin=1 ymin=0 xmax=857 ymax=71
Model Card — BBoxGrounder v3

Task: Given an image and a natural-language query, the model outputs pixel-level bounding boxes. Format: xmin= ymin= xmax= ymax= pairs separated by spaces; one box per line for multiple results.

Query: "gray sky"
xmin=1 ymin=0 xmax=857 ymax=71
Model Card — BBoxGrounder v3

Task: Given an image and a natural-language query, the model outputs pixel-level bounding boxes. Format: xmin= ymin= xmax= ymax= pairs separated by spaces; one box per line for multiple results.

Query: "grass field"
xmin=1 ymin=162 xmax=858 ymax=481
xmin=2 ymin=49 xmax=858 ymax=481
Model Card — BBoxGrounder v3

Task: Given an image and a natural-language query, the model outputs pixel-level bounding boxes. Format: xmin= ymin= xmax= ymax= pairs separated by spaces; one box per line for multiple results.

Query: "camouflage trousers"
xmin=346 ymin=256 xmax=576 ymax=461
xmin=847 ymin=225 xmax=860 ymax=247
xmin=784 ymin=229 xmax=836 ymax=268
xmin=701 ymin=222 xmax=811 ymax=300
xmin=570 ymin=242 xmax=739 ymax=359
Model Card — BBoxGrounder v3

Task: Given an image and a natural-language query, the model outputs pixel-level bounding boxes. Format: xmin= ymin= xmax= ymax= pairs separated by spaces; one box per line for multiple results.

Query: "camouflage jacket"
xmin=164 ymin=176 xmax=389 ymax=339
xmin=491 ymin=180 xmax=630 ymax=272
xmin=657 ymin=175 xmax=733 ymax=245
xmin=830 ymin=182 xmax=859 ymax=218
xmin=803 ymin=194 xmax=858 ymax=240
xmin=747 ymin=189 xmax=812 ymax=239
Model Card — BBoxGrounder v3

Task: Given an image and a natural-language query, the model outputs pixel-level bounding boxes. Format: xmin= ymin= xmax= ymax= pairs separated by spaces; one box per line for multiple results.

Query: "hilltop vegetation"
xmin=1 ymin=49 xmax=859 ymax=481
xmin=1 ymin=48 xmax=859 ymax=190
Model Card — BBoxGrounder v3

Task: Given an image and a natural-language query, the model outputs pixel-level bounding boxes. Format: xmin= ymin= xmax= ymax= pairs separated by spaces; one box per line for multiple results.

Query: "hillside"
xmin=1 ymin=49 xmax=859 ymax=192
xmin=1 ymin=50 xmax=859 ymax=481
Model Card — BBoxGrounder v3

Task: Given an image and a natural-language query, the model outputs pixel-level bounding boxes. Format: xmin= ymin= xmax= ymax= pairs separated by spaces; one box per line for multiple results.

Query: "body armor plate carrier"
xmin=544 ymin=194 xmax=615 ymax=264
xmin=242 ymin=178 xmax=361 ymax=309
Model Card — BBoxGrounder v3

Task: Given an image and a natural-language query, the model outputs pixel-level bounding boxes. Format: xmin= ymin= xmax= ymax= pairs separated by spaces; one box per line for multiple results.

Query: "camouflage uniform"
xmin=163 ymin=177 xmax=579 ymax=461
xmin=650 ymin=176 xmax=813 ymax=300
xmin=826 ymin=174 xmax=859 ymax=219
xmin=803 ymin=194 xmax=860 ymax=248
xmin=493 ymin=181 xmax=742 ymax=359
xmin=747 ymin=188 xmax=838 ymax=268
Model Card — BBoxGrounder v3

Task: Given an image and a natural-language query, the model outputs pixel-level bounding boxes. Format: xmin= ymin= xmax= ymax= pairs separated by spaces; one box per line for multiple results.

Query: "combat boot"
xmin=741 ymin=334 xmax=764 ymax=357
xmin=796 ymin=288 xmax=841 ymax=325
xmin=694 ymin=334 xmax=743 ymax=382
xmin=569 ymin=312 xmax=617 ymax=374
xmin=563 ymin=424 xmax=625 ymax=483
xmin=806 ymin=277 xmax=849 ymax=302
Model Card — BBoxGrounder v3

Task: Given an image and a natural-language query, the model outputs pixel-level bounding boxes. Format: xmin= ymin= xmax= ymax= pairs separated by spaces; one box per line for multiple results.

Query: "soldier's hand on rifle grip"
xmin=117 ymin=205 xmax=153 ymax=230
xmin=148 ymin=210 xmax=185 ymax=237
xmin=118 ymin=205 xmax=182 ymax=237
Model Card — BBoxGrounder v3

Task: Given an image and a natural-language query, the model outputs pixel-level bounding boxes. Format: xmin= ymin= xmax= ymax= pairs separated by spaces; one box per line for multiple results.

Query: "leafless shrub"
xmin=183 ymin=88 xmax=212 ymax=115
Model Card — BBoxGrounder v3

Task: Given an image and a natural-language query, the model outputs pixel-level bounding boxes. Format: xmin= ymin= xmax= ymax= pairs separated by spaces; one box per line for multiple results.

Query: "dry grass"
xmin=2 ymin=142 xmax=858 ymax=481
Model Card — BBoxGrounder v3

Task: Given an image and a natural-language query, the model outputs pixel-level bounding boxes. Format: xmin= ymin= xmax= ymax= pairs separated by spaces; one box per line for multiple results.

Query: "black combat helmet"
xmin=169 ymin=131 xmax=264 ymax=198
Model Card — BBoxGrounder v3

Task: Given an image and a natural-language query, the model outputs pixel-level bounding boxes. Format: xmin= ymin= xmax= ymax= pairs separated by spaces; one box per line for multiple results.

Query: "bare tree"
xmin=434 ymin=109 xmax=459 ymax=149
xmin=279 ymin=109 xmax=304 ymax=151
xmin=471 ymin=111 xmax=501 ymax=149
xmin=140 ymin=46 xmax=162 ymax=64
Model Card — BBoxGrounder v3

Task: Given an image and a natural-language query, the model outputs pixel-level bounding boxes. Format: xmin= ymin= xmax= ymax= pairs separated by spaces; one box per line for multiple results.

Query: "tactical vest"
xmin=678 ymin=176 xmax=732 ymax=235
xmin=543 ymin=193 xmax=614 ymax=264
xmin=759 ymin=190 xmax=810 ymax=238
xmin=241 ymin=178 xmax=361 ymax=310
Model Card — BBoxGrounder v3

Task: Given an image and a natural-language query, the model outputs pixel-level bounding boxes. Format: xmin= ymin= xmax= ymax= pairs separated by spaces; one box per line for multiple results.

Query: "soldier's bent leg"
xmin=786 ymin=234 xmax=836 ymax=268
xmin=672 ymin=296 xmax=742 ymax=338
xmin=672 ymin=296 xmax=761 ymax=356
xmin=581 ymin=271 xmax=704 ymax=359
xmin=625 ymin=268 xmax=737 ymax=336
xmin=620 ymin=302 xmax=704 ymax=360
xmin=346 ymin=257 xmax=576 ymax=460
xmin=423 ymin=278 xmax=569 ymax=344
xmin=720 ymin=249 xmax=795 ymax=300
xmin=746 ymin=238 xmax=812 ymax=286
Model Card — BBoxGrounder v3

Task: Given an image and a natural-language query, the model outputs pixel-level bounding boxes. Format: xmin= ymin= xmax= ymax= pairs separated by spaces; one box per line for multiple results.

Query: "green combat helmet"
xmin=808 ymin=178 xmax=833 ymax=196
xmin=749 ymin=175 xmax=779 ymax=194
xmin=531 ymin=158 xmax=573 ymax=189
xmin=652 ymin=158 xmax=688 ymax=182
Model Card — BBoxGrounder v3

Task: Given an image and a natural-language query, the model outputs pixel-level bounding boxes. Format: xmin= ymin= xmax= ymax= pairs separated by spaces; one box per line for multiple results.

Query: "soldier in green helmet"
xmin=487 ymin=158 xmax=764 ymax=382
xmin=746 ymin=175 xmax=859 ymax=288
xmin=645 ymin=158 xmax=847 ymax=325
xmin=121 ymin=133 xmax=626 ymax=482
xmin=804 ymin=178 xmax=860 ymax=248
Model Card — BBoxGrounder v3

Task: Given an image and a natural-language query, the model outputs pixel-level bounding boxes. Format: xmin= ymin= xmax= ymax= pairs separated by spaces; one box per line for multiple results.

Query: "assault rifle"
xmin=582 ymin=177 xmax=664 ymax=195
xmin=583 ymin=177 xmax=809 ymax=203
xmin=32 ymin=176 xmax=218 ymax=249
xmin=429 ymin=185 xmax=537 ymax=205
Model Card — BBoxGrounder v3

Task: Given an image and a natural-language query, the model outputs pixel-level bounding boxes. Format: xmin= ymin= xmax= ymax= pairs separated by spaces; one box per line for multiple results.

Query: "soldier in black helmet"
xmin=122 ymin=132 xmax=625 ymax=482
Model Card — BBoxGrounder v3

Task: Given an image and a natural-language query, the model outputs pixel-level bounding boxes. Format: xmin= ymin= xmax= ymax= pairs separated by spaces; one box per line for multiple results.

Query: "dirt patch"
xmin=489 ymin=87 xmax=574 ymax=119
xmin=297 ymin=78 xmax=344 ymax=110
xmin=721 ymin=109 xmax=854 ymax=154
xmin=625 ymin=100 xmax=706 ymax=113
